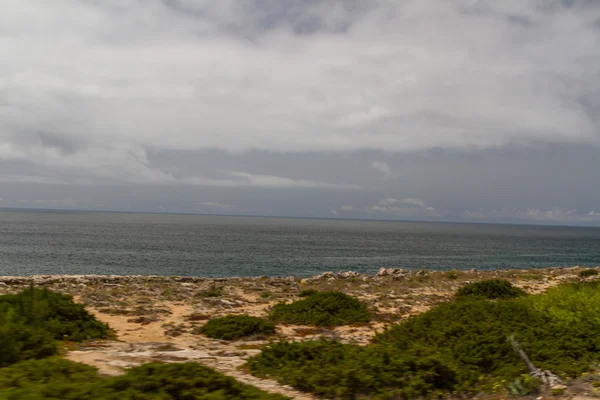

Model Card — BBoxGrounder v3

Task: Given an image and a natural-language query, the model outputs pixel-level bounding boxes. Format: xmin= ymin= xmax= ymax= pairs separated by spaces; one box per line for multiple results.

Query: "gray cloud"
xmin=1 ymin=1 xmax=600 ymax=225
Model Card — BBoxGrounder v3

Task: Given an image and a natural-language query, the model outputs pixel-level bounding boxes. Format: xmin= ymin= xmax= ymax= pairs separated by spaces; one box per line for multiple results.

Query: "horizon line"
xmin=1 ymin=206 xmax=599 ymax=229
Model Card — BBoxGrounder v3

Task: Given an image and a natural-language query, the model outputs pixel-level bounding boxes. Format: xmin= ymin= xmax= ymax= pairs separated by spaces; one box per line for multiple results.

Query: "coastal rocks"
xmin=336 ymin=271 xmax=361 ymax=279
xmin=376 ymin=268 xmax=409 ymax=278
xmin=300 ymin=270 xmax=366 ymax=284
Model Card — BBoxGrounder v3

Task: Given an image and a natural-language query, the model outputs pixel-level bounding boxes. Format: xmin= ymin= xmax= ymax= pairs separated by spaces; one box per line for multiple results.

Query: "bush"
xmin=197 ymin=286 xmax=224 ymax=298
xmin=270 ymin=291 xmax=371 ymax=326
xmin=198 ymin=315 xmax=276 ymax=340
xmin=247 ymin=339 xmax=456 ymax=399
xmin=0 ymin=286 xmax=110 ymax=341
xmin=0 ymin=287 xmax=110 ymax=367
xmin=298 ymin=289 xmax=318 ymax=297
xmin=579 ymin=269 xmax=599 ymax=278
xmin=379 ymin=283 xmax=600 ymax=380
xmin=446 ymin=270 xmax=459 ymax=280
xmin=0 ymin=321 xmax=57 ymax=367
xmin=375 ymin=299 xmax=539 ymax=383
xmin=0 ymin=358 xmax=99 ymax=389
xmin=0 ymin=361 xmax=289 ymax=399
xmin=253 ymin=283 xmax=600 ymax=398
xmin=456 ymin=279 xmax=526 ymax=300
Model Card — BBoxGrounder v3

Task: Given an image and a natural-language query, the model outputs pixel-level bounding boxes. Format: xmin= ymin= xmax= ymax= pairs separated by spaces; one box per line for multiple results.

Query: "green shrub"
xmin=527 ymin=281 xmax=600 ymax=327
xmin=446 ymin=270 xmax=459 ymax=279
xmin=250 ymin=282 xmax=600 ymax=398
xmin=197 ymin=286 xmax=224 ymax=298
xmin=247 ymin=339 xmax=456 ymax=399
xmin=270 ymin=291 xmax=371 ymax=326
xmin=0 ymin=286 xmax=110 ymax=341
xmin=0 ymin=287 xmax=110 ymax=367
xmin=0 ymin=358 xmax=99 ymax=389
xmin=298 ymin=289 xmax=318 ymax=297
xmin=375 ymin=299 xmax=539 ymax=383
xmin=0 ymin=321 xmax=57 ymax=367
xmin=0 ymin=361 xmax=289 ymax=399
xmin=198 ymin=315 xmax=276 ymax=340
xmin=579 ymin=269 xmax=599 ymax=278
xmin=379 ymin=285 xmax=600 ymax=380
xmin=456 ymin=279 xmax=526 ymax=300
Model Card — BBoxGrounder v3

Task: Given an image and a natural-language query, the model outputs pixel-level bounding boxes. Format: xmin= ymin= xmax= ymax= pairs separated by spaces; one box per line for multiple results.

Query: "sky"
xmin=1 ymin=0 xmax=600 ymax=225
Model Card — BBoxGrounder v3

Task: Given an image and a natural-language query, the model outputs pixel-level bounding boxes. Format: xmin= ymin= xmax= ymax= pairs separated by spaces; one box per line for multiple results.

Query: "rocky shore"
xmin=1 ymin=266 xmax=598 ymax=399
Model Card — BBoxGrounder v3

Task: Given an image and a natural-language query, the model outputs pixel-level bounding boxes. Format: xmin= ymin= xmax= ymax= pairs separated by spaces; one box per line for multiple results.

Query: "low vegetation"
xmin=270 ymin=291 xmax=371 ymax=326
xmin=0 ymin=359 xmax=289 ymax=399
xmin=196 ymin=286 xmax=224 ymax=298
xmin=579 ymin=268 xmax=599 ymax=278
xmin=455 ymin=279 xmax=527 ymax=299
xmin=249 ymin=281 xmax=600 ymax=398
xmin=198 ymin=315 xmax=276 ymax=340
xmin=0 ymin=287 xmax=288 ymax=399
xmin=247 ymin=339 xmax=456 ymax=399
xmin=0 ymin=286 xmax=110 ymax=367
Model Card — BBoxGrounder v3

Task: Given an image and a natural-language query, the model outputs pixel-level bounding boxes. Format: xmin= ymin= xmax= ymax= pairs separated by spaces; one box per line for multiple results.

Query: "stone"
xmin=337 ymin=271 xmax=360 ymax=279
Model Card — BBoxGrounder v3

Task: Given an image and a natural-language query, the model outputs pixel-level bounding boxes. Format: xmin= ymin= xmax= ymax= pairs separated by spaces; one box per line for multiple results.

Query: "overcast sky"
xmin=1 ymin=0 xmax=600 ymax=225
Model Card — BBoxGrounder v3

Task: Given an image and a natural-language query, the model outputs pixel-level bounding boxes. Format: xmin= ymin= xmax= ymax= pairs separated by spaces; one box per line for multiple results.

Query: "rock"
xmin=551 ymin=384 xmax=566 ymax=396
xmin=469 ymin=268 xmax=478 ymax=274
xmin=336 ymin=271 xmax=360 ymax=279
xmin=415 ymin=269 xmax=428 ymax=276
xmin=376 ymin=268 xmax=408 ymax=277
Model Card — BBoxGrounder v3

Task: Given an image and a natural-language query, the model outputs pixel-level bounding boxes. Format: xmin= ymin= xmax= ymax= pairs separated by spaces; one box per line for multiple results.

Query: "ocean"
xmin=0 ymin=209 xmax=599 ymax=277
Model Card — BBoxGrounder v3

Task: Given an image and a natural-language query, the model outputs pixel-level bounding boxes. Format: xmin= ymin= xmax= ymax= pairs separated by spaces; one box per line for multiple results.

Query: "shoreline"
xmin=0 ymin=265 xmax=600 ymax=283
xmin=0 ymin=264 xmax=597 ymax=285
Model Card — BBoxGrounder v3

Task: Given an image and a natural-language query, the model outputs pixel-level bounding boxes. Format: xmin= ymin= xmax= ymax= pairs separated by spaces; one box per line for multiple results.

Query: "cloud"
xmin=2 ymin=1 xmax=600 ymax=224
xmin=185 ymin=171 xmax=361 ymax=189
xmin=1 ymin=0 xmax=599 ymax=170
xmin=461 ymin=207 xmax=600 ymax=223
xmin=371 ymin=161 xmax=392 ymax=177
xmin=196 ymin=201 xmax=239 ymax=213
xmin=376 ymin=198 xmax=426 ymax=208
xmin=333 ymin=197 xmax=438 ymax=218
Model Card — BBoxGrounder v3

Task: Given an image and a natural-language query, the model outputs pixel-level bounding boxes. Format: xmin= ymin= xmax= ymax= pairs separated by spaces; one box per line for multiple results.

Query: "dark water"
xmin=0 ymin=209 xmax=599 ymax=277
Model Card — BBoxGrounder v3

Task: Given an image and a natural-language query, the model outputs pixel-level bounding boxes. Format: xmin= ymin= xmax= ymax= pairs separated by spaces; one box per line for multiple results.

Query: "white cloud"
xmin=333 ymin=197 xmax=437 ymax=218
xmin=0 ymin=0 xmax=598 ymax=171
xmin=462 ymin=207 xmax=600 ymax=223
xmin=376 ymin=197 xmax=426 ymax=208
xmin=185 ymin=171 xmax=361 ymax=189
xmin=371 ymin=161 xmax=392 ymax=177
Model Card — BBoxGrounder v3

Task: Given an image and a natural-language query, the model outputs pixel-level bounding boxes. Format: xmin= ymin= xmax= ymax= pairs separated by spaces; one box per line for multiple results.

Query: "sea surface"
xmin=0 ymin=209 xmax=599 ymax=277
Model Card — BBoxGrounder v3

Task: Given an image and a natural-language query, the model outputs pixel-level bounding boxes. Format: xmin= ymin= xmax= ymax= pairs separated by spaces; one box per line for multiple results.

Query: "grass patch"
xmin=456 ymin=279 xmax=527 ymax=300
xmin=270 ymin=291 xmax=371 ymax=327
xmin=198 ymin=315 xmax=276 ymax=340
